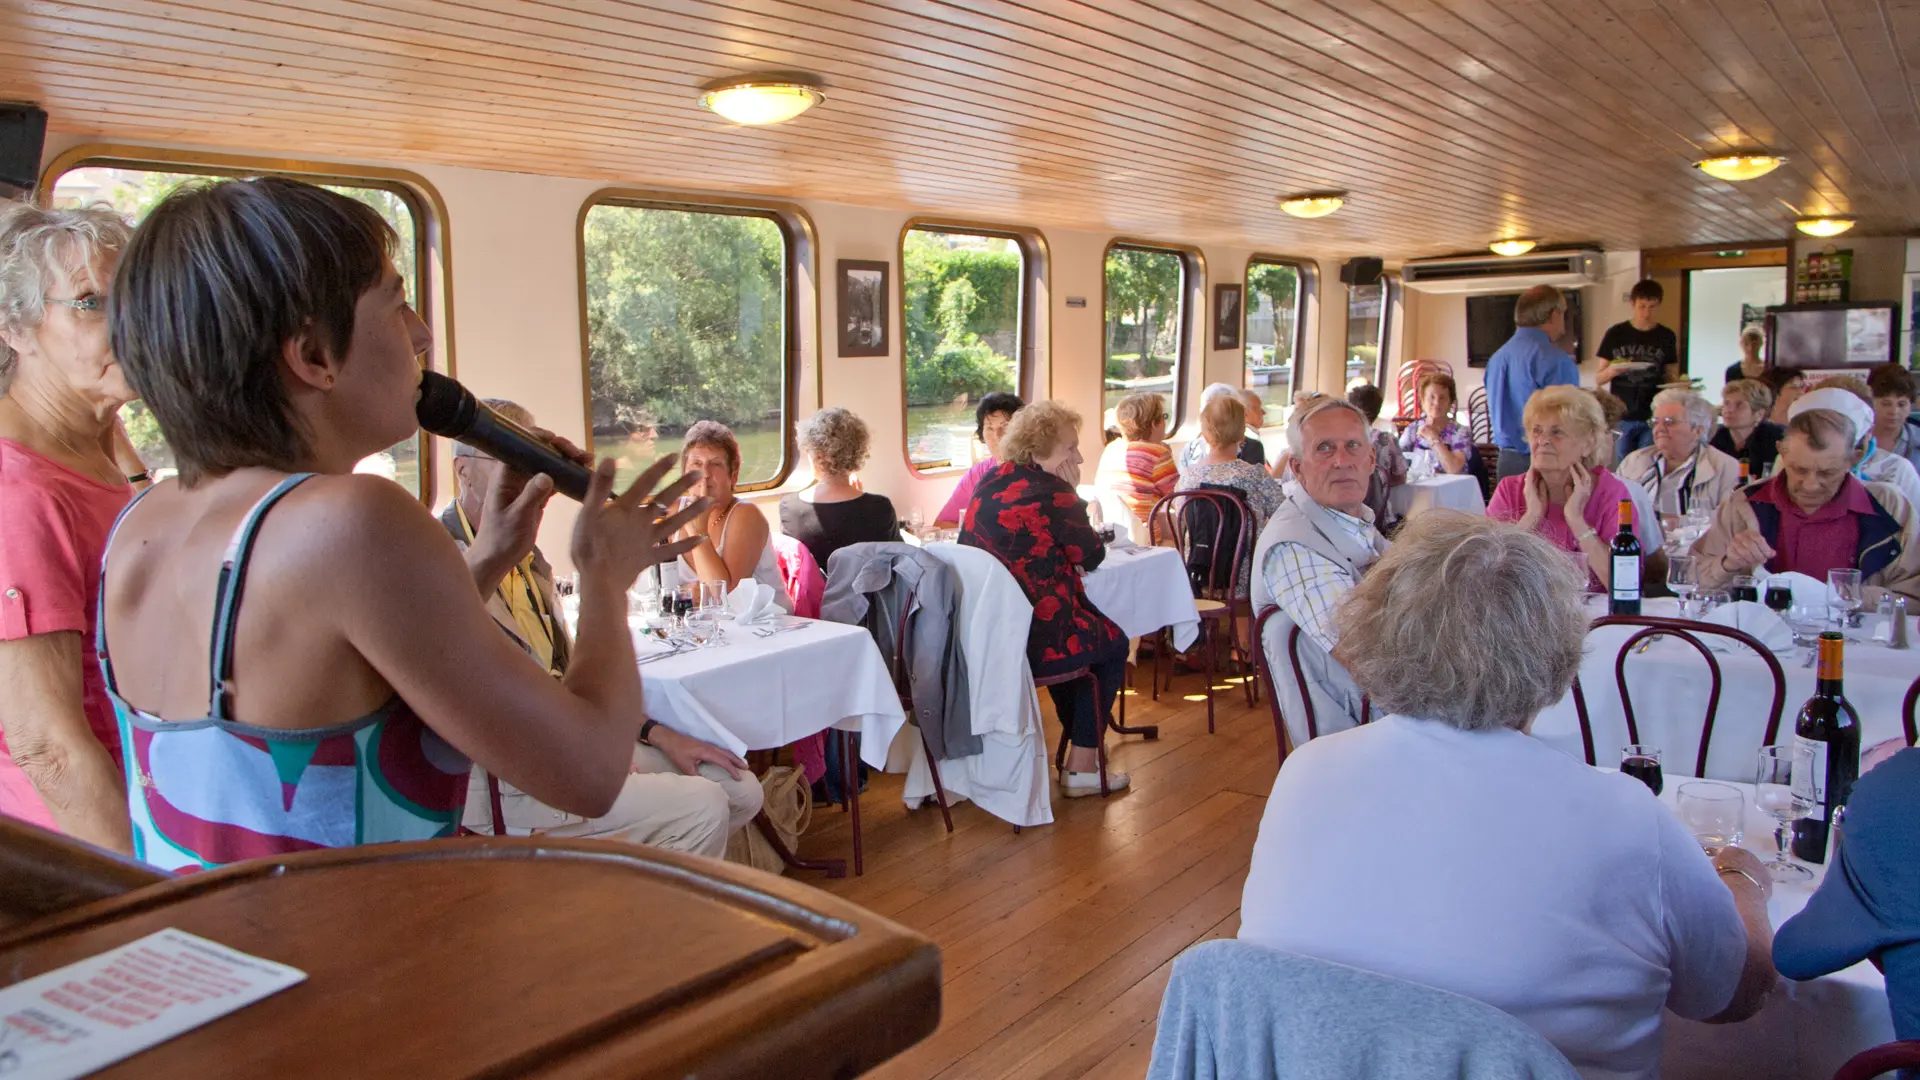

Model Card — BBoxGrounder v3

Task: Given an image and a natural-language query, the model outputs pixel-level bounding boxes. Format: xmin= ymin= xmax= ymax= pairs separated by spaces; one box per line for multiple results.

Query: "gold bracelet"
xmin=1717 ymin=866 xmax=1763 ymax=891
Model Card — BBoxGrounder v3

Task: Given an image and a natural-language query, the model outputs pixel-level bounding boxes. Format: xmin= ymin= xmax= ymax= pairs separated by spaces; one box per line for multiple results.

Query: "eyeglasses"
xmin=47 ymin=296 xmax=105 ymax=313
xmin=1649 ymin=417 xmax=1694 ymax=429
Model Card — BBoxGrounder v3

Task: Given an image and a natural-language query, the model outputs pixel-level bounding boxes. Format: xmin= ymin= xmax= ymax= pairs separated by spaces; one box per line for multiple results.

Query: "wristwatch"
xmin=639 ymin=719 xmax=660 ymax=745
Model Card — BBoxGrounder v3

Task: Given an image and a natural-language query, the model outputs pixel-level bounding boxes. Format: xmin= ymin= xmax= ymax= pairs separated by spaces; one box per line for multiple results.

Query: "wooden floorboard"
xmin=799 ymin=666 xmax=1280 ymax=1080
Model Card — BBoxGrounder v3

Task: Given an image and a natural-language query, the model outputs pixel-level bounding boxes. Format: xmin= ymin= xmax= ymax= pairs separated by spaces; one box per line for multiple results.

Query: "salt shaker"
xmin=1890 ymin=595 xmax=1911 ymax=650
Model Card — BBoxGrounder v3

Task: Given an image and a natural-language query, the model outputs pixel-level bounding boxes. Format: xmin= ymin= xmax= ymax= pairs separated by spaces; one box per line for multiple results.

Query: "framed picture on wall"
xmin=1213 ymin=284 xmax=1243 ymax=350
xmin=837 ymin=259 xmax=891 ymax=357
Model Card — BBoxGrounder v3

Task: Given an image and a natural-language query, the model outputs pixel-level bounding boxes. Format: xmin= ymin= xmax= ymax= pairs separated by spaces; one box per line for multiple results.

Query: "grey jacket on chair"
xmin=822 ymin=542 xmax=978 ymax=761
xmin=1148 ymin=940 xmax=1581 ymax=1080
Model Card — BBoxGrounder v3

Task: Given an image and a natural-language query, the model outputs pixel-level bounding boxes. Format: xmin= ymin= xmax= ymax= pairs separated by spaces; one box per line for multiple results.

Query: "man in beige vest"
xmin=1252 ymin=397 xmax=1391 ymax=750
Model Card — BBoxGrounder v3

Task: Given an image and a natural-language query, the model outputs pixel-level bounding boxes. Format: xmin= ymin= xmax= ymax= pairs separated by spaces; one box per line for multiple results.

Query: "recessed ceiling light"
xmin=1489 ymin=238 xmax=1538 ymax=257
xmin=1694 ymin=154 xmax=1786 ymax=182
xmin=700 ymin=77 xmax=824 ymax=125
xmin=1795 ymin=217 xmax=1855 ymax=237
xmin=1279 ymin=192 xmax=1346 ymax=219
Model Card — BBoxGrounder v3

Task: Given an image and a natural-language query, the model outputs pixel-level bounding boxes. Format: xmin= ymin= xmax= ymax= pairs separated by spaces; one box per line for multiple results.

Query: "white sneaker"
xmin=1060 ymin=770 xmax=1130 ymax=797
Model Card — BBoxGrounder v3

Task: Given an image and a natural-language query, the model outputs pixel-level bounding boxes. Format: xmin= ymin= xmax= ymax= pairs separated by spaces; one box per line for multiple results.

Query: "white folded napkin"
xmin=1702 ymin=601 xmax=1795 ymax=652
xmin=726 ymin=580 xmax=779 ymax=625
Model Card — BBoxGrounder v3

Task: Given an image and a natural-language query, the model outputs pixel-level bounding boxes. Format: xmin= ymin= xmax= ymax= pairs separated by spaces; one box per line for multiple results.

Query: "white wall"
xmin=40 ymin=133 xmax=1356 ymax=569
xmin=1687 ymin=265 xmax=1787 ymax=402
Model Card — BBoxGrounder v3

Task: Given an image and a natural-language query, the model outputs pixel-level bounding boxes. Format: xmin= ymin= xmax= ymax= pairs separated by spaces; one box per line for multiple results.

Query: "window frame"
xmin=575 ymin=191 xmax=818 ymax=493
xmin=897 ymin=218 xmax=1047 ymax=473
xmin=41 ymin=145 xmax=452 ymax=506
xmin=1102 ymin=239 xmax=1202 ymax=429
xmin=1242 ymin=254 xmax=1316 ymax=405
xmin=1343 ymin=276 xmax=1395 ymax=393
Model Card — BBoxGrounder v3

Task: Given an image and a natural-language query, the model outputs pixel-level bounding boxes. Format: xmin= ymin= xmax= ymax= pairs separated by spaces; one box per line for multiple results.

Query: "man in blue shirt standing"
xmin=1485 ymin=285 xmax=1580 ymax=480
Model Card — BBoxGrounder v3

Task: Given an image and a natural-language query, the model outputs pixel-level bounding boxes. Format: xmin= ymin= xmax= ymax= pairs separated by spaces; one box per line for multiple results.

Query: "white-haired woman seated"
xmin=1239 ymin=511 xmax=1778 ymax=1079
xmin=1617 ymin=387 xmax=1743 ymax=524
xmin=779 ymin=406 xmax=900 ymax=570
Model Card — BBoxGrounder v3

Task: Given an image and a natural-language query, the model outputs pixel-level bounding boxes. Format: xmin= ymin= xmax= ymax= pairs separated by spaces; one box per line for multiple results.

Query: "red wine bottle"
xmin=1790 ymin=632 xmax=1860 ymax=864
xmin=1609 ymin=499 xmax=1641 ymax=616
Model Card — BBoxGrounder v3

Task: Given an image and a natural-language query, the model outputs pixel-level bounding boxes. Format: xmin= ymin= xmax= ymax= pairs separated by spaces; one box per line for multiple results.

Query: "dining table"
xmin=1531 ymin=598 xmax=1915 ymax=782
xmin=1083 ymin=542 xmax=1202 ymax=651
xmin=1653 ymin=778 xmax=1894 ymax=1080
xmin=1388 ymin=472 xmax=1486 ymax=521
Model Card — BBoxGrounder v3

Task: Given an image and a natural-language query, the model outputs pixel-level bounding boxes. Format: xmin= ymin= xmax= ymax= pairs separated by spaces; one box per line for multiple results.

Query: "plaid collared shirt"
xmin=1258 ymin=505 xmax=1377 ymax=654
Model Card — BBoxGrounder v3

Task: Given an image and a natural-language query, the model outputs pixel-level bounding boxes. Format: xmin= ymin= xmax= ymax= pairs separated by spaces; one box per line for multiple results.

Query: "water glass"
xmin=1754 ymin=746 xmax=1814 ymax=881
xmin=699 ymin=579 xmax=727 ymax=615
xmin=1621 ymin=745 xmax=1663 ymax=796
xmin=1676 ymin=781 xmax=1745 ymax=852
xmin=907 ymin=505 xmax=927 ymax=537
xmin=1785 ymin=599 xmax=1831 ymax=649
xmin=1665 ymin=556 xmax=1697 ymax=617
xmin=684 ymin=610 xmax=719 ymax=647
xmin=1828 ymin=568 xmax=1863 ymax=630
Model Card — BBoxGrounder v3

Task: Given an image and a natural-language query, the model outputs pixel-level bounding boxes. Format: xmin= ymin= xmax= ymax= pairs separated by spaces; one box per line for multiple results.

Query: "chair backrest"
xmin=1904 ymin=673 xmax=1918 ymax=747
xmin=1467 ymin=386 xmax=1492 ymax=444
xmin=1832 ymin=1040 xmax=1920 ymax=1080
xmin=1252 ymin=606 xmax=1369 ymax=768
xmin=1148 ymin=488 xmax=1253 ymax=602
xmin=1570 ymin=615 xmax=1787 ymax=776
xmin=1147 ymin=939 xmax=1581 ymax=1080
xmin=1396 ymin=358 xmax=1451 ymax=420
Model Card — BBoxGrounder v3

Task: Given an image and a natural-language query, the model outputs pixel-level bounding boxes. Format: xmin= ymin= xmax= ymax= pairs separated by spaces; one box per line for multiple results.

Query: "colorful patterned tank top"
xmin=97 ymin=475 xmax=470 ymax=871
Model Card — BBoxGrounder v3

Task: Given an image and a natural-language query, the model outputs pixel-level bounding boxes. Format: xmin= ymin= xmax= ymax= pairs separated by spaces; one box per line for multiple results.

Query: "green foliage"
xmin=902 ymin=231 xmax=1018 ymax=410
xmin=583 ymin=206 xmax=786 ymax=446
xmin=1104 ymin=248 xmax=1183 ymax=376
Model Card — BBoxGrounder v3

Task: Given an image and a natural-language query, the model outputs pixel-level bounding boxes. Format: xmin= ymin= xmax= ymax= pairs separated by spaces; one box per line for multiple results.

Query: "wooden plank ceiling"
xmin=3 ymin=0 xmax=1916 ymax=257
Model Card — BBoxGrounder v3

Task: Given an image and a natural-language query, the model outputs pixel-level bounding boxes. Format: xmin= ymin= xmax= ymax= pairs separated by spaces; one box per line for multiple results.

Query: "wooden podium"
xmin=0 ymin=819 xmax=940 ymax=1078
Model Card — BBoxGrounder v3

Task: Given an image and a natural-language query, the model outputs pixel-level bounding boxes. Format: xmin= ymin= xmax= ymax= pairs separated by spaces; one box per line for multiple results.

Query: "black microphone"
xmin=416 ymin=371 xmax=595 ymax=502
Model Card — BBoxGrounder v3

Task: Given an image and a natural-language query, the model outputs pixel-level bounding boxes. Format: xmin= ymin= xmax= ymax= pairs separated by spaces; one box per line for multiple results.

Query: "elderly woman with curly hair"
xmin=780 ymin=406 xmax=901 ymax=569
xmin=0 ymin=200 xmax=147 ymax=850
xmin=960 ymin=400 xmax=1129 ymax=797
xmin=1240 ymin=511 xmax=1779 ymax=1078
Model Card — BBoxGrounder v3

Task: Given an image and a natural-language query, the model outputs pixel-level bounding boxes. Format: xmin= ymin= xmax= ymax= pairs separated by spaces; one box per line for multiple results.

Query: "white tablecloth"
xmin=637 ymin=619 xmax=906 ymax=769
xmin=1655 ymin=779 xmax=1892 ymax=1080
xmin=1083 ymin=544 xmax=1201 ymax=651
xmin=1389 ymin=473 xmax=1486 ymax=520
xmin=1534 ymin=599 xmax=1916 ymax=781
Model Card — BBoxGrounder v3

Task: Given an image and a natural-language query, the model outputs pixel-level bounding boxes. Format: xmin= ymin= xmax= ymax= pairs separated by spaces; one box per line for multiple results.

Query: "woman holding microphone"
xmin=99 ymin=177 xmax=702 ymax=869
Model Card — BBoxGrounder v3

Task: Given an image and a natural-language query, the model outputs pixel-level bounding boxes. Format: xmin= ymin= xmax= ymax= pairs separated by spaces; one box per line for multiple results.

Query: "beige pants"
xmin=463 ymin=744 xmax=763 ymax=859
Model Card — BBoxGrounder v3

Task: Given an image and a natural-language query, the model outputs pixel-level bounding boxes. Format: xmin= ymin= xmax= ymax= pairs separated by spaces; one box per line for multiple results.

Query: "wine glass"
xmin=1827 ymin=568 xmax=1863 ymax=631
xmin=907 ymin=505 xmax=927 ymax=538
xmin=1676 ymin=781 xmax=1745 ymax=852
xmin=1621 ymin=745 xmax=1663 ymax=795
xmin=1665 ymin=556 xmax=1697 ymax=618
xmin=1753 ymin=746 xmax=1814 ymax=881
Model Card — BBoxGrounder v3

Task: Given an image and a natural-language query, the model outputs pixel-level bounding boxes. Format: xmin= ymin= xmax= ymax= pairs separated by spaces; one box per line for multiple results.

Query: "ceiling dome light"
xmin=700 ymin=77 xmax=824 ymax=125
xmin=1489 ymin=238 xmax=1538 ymax=257
xmin=1694 ymin=154 xmax=1786 ymax=182
xmin=1279 ymin=192 xmax=1346 ymax=219
xmin=1795 ymin=217 xmax=1855 ymax=238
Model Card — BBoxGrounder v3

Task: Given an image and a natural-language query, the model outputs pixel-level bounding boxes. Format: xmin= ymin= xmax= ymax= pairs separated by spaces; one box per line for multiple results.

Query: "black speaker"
xmin=1339 ymin=257 xmax=1384 ymax=287
xmin=0 ymin=104 xmax=48 ymax=197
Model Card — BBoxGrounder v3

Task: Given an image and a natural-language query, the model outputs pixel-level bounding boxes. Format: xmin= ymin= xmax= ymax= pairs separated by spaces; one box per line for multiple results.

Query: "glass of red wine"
xmin=1764 ymin=581 xmax=1793 ymax=613
xmin=1621 ymin=744 xmax=1664 ymax=796
xmin=1728 ymin=575 xmax=1759 ymax=604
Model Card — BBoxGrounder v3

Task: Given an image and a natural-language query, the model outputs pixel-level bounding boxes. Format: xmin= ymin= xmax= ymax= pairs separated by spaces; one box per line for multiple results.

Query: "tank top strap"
xmin=207 ymin=474 xmax=318 ymax=720
xmin=94 ymin=482 xmax=167 ymax=682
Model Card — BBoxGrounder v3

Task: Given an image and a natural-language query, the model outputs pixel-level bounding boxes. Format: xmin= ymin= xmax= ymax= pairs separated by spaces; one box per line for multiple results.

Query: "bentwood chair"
xmin=1903 ymin=672 xmax=1918 ymax=746
xmin=1832 ymin=1040 xmax=1920 ymax=1080
xmin=1250 ymin=606 xmax=1371 ymax=768
xmin=1146 ymin=488 xmax=1258 ymax=733
xmin=1569 ymin=615 xmax=1786 ymax=776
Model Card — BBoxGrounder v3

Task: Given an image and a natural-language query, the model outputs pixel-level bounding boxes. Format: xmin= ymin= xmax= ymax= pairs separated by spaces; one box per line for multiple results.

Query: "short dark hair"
xmin=1629 ymin=279 xmax=1665 ymax=304
xmin=1346 ymin=383 xmax=1385 ymax=423
xmin=975 ymin=391 xmax=1025 ymax=439
xmin=1867 ymin=362 xmax=1916 ymax=400
xmin=1763 ymin=366 xmax=1805 ymax=393
xmin=681 ymin=420 xmax=741 ymax=477
xmin=111 ymin=177 xmax=395 ymax=487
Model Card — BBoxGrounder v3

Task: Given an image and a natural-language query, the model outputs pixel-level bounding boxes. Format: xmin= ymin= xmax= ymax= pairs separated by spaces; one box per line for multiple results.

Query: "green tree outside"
xmin=1104 ymin=247 xmax=1184 ymax=415
xmin=902 ymin=230 xmax=1021 ymax=469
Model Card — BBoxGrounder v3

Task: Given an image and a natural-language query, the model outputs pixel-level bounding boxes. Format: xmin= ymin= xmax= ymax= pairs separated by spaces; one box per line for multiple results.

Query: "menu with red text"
xmin=0 ymin=928 xmax=306 ymax=1077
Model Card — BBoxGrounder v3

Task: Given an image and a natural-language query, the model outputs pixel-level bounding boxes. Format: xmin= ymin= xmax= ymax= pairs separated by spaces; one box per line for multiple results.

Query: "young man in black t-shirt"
xmin=1594 ymin=279 xmax=1680 ymax=463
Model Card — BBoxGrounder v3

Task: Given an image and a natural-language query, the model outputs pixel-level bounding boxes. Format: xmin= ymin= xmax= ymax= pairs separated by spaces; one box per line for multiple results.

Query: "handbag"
xmin=723 ymin=765 xmax=811 ymax=874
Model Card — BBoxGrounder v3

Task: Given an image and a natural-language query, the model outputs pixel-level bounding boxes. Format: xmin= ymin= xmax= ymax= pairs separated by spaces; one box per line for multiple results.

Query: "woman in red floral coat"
xmin=959 ymin=400 xmax=1130 ymax=797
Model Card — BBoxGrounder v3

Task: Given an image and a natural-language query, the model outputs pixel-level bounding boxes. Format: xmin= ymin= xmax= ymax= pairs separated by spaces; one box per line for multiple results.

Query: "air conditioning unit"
xmin=1402 ymin=250 xmax=1604 ymax=295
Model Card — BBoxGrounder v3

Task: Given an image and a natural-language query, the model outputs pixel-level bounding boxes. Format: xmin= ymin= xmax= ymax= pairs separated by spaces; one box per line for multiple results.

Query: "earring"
xmin=326 ymin=374 xmax=336 ymax=387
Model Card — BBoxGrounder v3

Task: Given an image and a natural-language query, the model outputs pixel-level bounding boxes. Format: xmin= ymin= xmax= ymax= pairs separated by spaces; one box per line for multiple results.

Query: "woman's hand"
xmin=573 ymin=456 xmax=706 ymax=593
xmin=1562 ymin=462 xmax=1595 ymax=530
xmin=1518 ymin=468 xmax=1549 ymax=531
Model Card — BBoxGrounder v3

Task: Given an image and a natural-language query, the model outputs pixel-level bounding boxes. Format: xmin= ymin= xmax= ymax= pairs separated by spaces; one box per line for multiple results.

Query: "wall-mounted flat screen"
xmin=1766 ymin=303 xmax=1899 ymax=370
xmin=1466 ymin=290 xmax=1583 ymax=368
